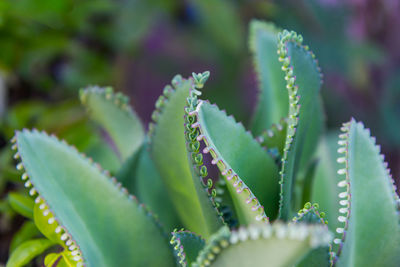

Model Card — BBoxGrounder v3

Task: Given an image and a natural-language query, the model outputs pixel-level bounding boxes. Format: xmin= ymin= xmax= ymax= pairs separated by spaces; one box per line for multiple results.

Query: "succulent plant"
xmin=6 ymin=20 xmax=400 ymax=267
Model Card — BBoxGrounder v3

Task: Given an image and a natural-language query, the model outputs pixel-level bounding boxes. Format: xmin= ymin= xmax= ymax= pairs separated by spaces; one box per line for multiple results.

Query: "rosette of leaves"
xmin=6 ymin=20 xmax=400 ymax=267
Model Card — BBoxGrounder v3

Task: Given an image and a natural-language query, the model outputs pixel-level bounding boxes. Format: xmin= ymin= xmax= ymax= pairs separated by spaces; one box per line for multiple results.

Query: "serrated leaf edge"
xmin=256 ymin=117 xmax=288 ymax=148
xmin=189 ymin=100 xmax=270 ymax=223
xmin=170 ymin=229 xmax=206 ymax=267
xmin=277 ymin=29 xmax=323 ymax=219
xmin=193 ymin=223 xmax=332 ymax=267
xmin=248 ymin=20 xmax=282 ymax=132
xmin=80 ymin=86 xmax=138 ymax=122
xmin=183 ymin=80 xmax=234 ymax=227
xmin=12 ymin=129 xmax=167 ymax=266
xmin=148 ymin=74 xmax=185 ymax=140
xmin=292 ymin=202 xmax=329 ymax=225
xmin=329 ymin=119 xmax=400 ymax=265
xmin=214 ymin=179 xmax=239 ymax=228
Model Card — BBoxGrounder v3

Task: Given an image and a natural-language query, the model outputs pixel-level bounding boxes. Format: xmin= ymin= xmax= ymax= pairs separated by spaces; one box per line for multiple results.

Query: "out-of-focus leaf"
xmin=189 ymin=0 xmax=243 ymax=54
xmin=8 ymin=192 xmax=35 ymax=219
xmin=10 ymin=221 xmax=41 ymax=253
xmin=6 ymin=238 xmax=55 ymax=267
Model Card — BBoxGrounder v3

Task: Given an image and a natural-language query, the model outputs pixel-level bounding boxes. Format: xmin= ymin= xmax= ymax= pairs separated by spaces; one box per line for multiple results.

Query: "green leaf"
xmin=256 ymin=118 xmax=287 ymax=156
xmin=291 ymin=203 xmax=330 ymax=267
xmin=192 ymin=100 xmax=279 ymax=224
xmin=80 ymin=86 xmax=145 ymax=162
xmin=44 ymin=251 xmax=77 ymax=267
xmin=296 ymin=247 xmax=330 ymax=267
xmin=194 ymin=223 xmax=332 ymax=267
xmin=13 ymin=129 xmax=175 ymax=267
xmin=333 ymin=120 xmax=400 ymax=266
xmin=8 ymin=192 xmax=34 ymax=219
xmin=189 ymin=0 xmax=243 ymax=54
xmin=84 ymin=136 xmax=121 ymax=174
xmin=214 ymin=179 xmax=239 ymax=229
xmin=292 ymin=202 xmax=328 ymax=225
xmin=311 ymin=133 xmax=341 ymax=234
xmin=249 ymin=20 xmax=288 ymax=135
xmin=277 ymin=30 xmax=323 ymax=220
xmin=7 ymin=238 xmax=55 ymax=267
xmin=33 ymin=199 xmax=65 ymax=247
xmin=9 ymin=221 xmax=41 ymax=253
xmin=44 ymin=252 xmax=61 ymax=266
xmin=125 ymin=142 xmax=181 ymax=231
xmin=299 ymin=160 xmax=318 ymax=206
xmin=60 ymin=251 xmax=79 ymax=267
xmin=150 ymin=75 xmax=222 ymax=238
xmin=183 ymin=76 xmax=228 ymax=234
xmin=170 ymin=229 xmax=205 ymax=266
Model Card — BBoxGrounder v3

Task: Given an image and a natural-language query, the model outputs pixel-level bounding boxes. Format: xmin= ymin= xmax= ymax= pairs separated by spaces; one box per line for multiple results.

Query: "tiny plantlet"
xmin=6 ymin=20 xmax=400 ymax=267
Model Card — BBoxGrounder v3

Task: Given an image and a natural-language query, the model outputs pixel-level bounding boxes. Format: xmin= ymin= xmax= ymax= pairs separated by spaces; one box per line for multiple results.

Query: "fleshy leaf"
xmin=194 ymin=223 xmax=332 ymax=267
xmin=44 ymin=252 xmax=61 ymax=266
xmin=191 ymin=100 xmax=279 ymax=224
xmin=13 ymin=130 xmax=175 ymax=267
xmin=116 ymin=140 xmax=181 ymax=232
xmin=333 ymin=120 xmax=400 ymax=266
xmin=8 ymin=192 xmax=34 ymax=219
xmin=183 ymin=73 xmax=230 ymax=233
xmin=295 ymin=247 xmax=330 ymax=267
xmin=80 ymin=86 xmax=145 ymax=162
xmin=249 ymin=20 xmax=288 ymax=135
xmin=293 ymin=202 xmax=330 ymax=267
xmin=150 ymin=75 xmax=222 ymax=238
xmin=277 ymin=30 xmax=323 ymax=220
xmin=311 ymin=133 xmax=342 ymax=234
xmin=44 ymin=251 xmax=77 ymax=267
xmin=33 ymin=199 xmax=67 ymax=248
xmin=170 ymin=229 xmax=206 ymax=267
xmin=133 ymin=142 xmax=181 ymax=231
xmin=291 ymin=203 xmax=330 ymax=266
xmin=7 ymin=238 xmax=55 ymax=267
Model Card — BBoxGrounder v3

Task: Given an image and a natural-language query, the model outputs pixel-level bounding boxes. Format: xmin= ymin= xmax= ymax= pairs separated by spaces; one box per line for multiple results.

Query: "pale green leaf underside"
xmin=195 ymin=223 xmax=331 ymax=267
xmin=80 ymin=86 xmax=144 ymax=162
xmin=311 ymin=133 xmax=341 ymax=233
xmin=16 ymin=130 xmax=174 ymax=267
xmin=249 ymin=20 xmax=288 ymax=135
xmin=195 ymin=101 xmax=279 ymax=223
xmin=336 ymin=120 xmax=400 ymax=266
xmin=115 ymin=141 xmax=181 ymax=231
xmin=134 ymin=142 xmax=181 ymax=231
xmin=279 ymin=36 xmax=322 ymax=220
xmin=150 ymin=77 xmax=220 ymax=238
xmin=7 ymin=238 xmax=55 ymax=267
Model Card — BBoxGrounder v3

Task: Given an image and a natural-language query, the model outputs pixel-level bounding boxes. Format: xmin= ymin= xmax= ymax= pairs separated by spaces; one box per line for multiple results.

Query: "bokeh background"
xmin=0 ymin=0 xmax=399 ymax=263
